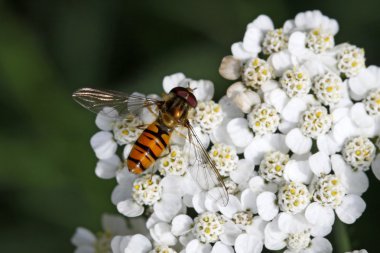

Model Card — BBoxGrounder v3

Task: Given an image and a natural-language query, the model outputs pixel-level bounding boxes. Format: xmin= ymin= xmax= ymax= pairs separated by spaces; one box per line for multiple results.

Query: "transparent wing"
xmin=184 ymin=120 xmax=229 ymax=206
xmin=72 ymin=87 xmax=163 ymax=118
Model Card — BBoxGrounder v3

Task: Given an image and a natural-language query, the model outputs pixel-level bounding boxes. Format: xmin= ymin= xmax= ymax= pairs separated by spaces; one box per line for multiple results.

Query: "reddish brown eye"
xmin=170 ymin=87 xmax=197 ymax=108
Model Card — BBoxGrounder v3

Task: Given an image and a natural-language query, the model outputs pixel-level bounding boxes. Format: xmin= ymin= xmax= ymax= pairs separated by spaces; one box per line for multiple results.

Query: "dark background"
xmin=0 ymin=0 xmax=379 ymax=252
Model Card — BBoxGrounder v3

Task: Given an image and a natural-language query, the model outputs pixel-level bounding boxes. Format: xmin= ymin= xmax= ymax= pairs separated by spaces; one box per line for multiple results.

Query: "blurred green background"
xmin=1 ymin=0 xmax=380 ymax=252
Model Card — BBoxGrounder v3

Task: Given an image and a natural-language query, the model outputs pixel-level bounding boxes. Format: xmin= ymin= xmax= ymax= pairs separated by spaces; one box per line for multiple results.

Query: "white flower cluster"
xmin=72 ymin=10 xmax=379 ymax=253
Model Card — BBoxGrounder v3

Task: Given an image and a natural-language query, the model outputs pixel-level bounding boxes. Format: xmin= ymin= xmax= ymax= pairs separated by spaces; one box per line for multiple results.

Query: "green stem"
xmin=334 ymin=219 xmax=351 ymax=252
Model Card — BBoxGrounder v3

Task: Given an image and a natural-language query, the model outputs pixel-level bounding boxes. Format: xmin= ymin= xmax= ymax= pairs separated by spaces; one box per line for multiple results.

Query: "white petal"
xmin=332 ymin=117 xmax=357 ymax=146
xmin=331 ymin=107 xmax=349 ymax=123
xmin=305 ymin=202 xmax=335 ymax=227
xmin=278 ymin=120 xmax=297 ymax=134
xmin=218 ymin=195 xmax=242 ymax=218
xmin=249 ymin=176 xmax=278 ymax=194
xmin=231 ymin=42 xmax=255 ymax=61
xmin=90 ymin=131 xmax=117 ymax=160
xmin=288 ymin=32 xmax=309 ymax=59
xmin=242 ymin=27 xmax=262 ymax=54
xmin=317 ymin=134 xmax=340 ymax=155
xmin=244 ymin=134 xmax=288 ymax=165
xmin=205 ymin=188 xmax=222 ymax=212
xmin=331 ymin=155 xmax=369 ymax=195
xmin=372 ymin=154 xmax=380 ymax=180
xmin=192 ymin=191 xmax=207 ymax=213
xmin=247 ymin=14 xmax=274 ymax=31
xmin=308 ymin=152 xmax=331 ymax=176
xmin=267 ymin=51 xmax=294 ymax=77
xmin=211 ymin=242 xmax=234 ymax=253
xmin=281 ymin=97 xmax=307 ymax=123
xmin=186 ymin=239 xmax=212 ymax=253
xmin=310 ymin=225 xmax=332 ymax=237
xmin=241 ymin=189 xmax=258 ymax=213
xmin=179 ymin=233 xmax=195 ymax=247
xmin=261 ymin=80 xmax=280 ymax=93
xmin=307 ymin=237 xmax=333 ymax=253
xmin=277 ymin=212 xmax=309 ymax=234
xmin=171 ymin=215 xmax=193 ymax=236
xmin=348 ymin=67 xmax=377 ymax=99
xmin=219 ymin=221 xmax=242 ymax=246
xmin=264 ymin=220 xmax=286 ymax=250
xmin=161 ymin=175 xmax=185 ymax=196
xmin=219 ymin=56 xmax=241 ymax=81
xmin=350 ymin=103 xmax=374 ymax=128
xmin=246 ymin=216 xmax=267 ymax=239
xmin=230 ymin=159 xmax=256 ymax=187
xmin=146 ymin=213 xmax=162 ymax=229
xmin=189 ymin=79 xmax=214 ymax=101
xmin=111 ymin=235 xmax=130 ymax=253
xmin=285 ymin=128 xmax=312 ymax=155
xmin=154 ymin=193 xmax=182 ymax=222
xmin=226 ymin=118 xmax=254 ymax=148
xmin=123 ymin=144 xmax=133 ymax=160
xmin=95 ymin=154 xmax=121 ymax=179
xmin=71 ymin=227 xmax=96 ymax=247
xmin=124 ymin=234 xmax=152 ymax=253
xmin=117 ymin=199 xmax=144 ymax=217
xmin=284 ymin=160 xmax=313 ymax=184
xmin=235 ymin=234 xmax=263 ymax=253
xmin=150 ymin=222 xmax=177 ymax=246
xmin=95 ymin=107 xmax=117 ymax=130
xmin=266 ymin=88 xmax=289 ymax=112
xmin=163 ymin=73 xmax=186 ymax=93
xmin=219 ymin=95 xmax=245 ymax=119
xmin=256 ymin=192 xmax=279 ymax=221
xmin=336 ymin=194 xmax=366 ymax=224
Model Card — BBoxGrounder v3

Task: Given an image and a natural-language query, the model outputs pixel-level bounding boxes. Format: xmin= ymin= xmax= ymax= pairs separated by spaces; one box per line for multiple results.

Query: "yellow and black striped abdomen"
xmin=127 ymin=122 xmax=171 ymax=174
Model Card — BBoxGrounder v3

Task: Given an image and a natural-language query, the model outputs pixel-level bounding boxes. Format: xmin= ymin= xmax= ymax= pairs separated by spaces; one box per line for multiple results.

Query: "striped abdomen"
xmin=127 ymin=122 xmax=172 ymax=174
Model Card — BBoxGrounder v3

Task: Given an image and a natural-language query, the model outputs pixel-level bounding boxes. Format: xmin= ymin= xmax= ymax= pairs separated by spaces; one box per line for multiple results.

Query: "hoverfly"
xmin=72 ymin=87 xmax=229 ymax=205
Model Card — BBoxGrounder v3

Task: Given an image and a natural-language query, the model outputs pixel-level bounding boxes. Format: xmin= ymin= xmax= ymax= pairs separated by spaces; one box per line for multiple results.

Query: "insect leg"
xmin=159 ymin=143 xmax=172 ymax=158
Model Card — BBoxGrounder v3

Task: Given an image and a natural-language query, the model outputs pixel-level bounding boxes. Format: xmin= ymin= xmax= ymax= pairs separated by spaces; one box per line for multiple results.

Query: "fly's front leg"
xmin=135 ymin=124 xmax=149 ymax=130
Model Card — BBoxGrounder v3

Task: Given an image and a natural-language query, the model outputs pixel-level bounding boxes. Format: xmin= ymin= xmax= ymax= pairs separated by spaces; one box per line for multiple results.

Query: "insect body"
xmin=127 ymin=122 xmax=172 ymax=174
xmin=72 ymin=86 xmax=228 ymax=205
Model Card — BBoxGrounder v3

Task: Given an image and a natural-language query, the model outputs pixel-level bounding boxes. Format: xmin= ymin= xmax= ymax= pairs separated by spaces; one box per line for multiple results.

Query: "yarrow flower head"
xmin=74 ymin=10 xmax=380 ymax=253
xmin=193 ymin=212 xmax=224 ymax=243
xmin=242 ymin=58 xmax=272 ymax=90
xmin=132 ymin=174 xmax=162 ymax=206
xmin=113 ymin=114 xmax=143 ymax=145
xmin=337 ymin=44 xmax=366 ymax=77
xmin=364 ymin=88 xmax=380 ymax=116
xmin=278 ymin=182 xmax=311 ymax=214
xmin=158 ymin=145 xmax=188 ymax=176
xmin=306 ymin=28 xmax=335 ymax=54
xmin=259 ymin=151 xmax=289 ymax=183
xmin=300 ymin=105 xmax=332 ymax=139
xmin=248 ymin=103 xmax=280 ymax=135
xmin=263 ymin=28 xmax=288 ymax=55
xmin=312 ymin=174 xmax=345 ymax=208
xmin=313 ymin=72 xmax=344 ymax=106
xmin=280 ymin=68 xmax=312 ymax=97
xmin=287 ymin=230 xmax=312 ymax=251
xmin=342 ymin=136 xmax=376 ymax=171
xmin=209 ymin=143 xmax=238 ymax=176
xmin=191 ymin=100 xmax=223 ymax=133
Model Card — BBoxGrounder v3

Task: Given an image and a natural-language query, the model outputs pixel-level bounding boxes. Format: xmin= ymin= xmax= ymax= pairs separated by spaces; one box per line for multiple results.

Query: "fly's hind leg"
xmin=159 ymin=144 xmax=172 ymax=158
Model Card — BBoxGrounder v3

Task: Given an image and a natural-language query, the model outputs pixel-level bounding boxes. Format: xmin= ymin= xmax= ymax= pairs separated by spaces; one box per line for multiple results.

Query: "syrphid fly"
xmin=73 ymin=87 xmax=229 ymax=205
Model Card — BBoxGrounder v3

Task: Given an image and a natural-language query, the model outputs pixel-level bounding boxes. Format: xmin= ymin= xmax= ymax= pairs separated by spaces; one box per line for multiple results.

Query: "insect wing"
xmin=72 ymin=87 xmax=163 ymax=118
xmin=184 ymin=121 xmax=229 ymax=206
